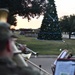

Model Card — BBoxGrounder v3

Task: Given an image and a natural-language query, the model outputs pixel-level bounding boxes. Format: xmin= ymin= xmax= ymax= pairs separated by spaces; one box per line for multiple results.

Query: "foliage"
xmin=59 ymin=15 xmax=75 ymax=39
xmin=38 ymin=0 xmax=62 ymax=40
xmin=7 ymin=14 xmax=17 ymax=26
xmin=0 ymin=0 xmax=48 ymax=25
xmin=59 ymin=16 xmax=69 ymax=33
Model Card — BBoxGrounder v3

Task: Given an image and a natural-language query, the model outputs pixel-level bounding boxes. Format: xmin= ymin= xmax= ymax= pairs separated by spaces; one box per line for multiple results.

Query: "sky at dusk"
xmin=15 ymin=0 xmax=75 ymax=29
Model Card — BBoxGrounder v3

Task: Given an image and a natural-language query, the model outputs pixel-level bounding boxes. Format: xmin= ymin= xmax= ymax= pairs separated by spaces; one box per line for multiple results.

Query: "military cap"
xmin=0 ymin=22 xmax=17 ymax=40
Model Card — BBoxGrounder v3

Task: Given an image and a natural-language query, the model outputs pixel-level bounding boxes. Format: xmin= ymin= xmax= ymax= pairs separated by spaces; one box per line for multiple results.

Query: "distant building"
xmin=19 ymin=28 xmax=40 ymax=37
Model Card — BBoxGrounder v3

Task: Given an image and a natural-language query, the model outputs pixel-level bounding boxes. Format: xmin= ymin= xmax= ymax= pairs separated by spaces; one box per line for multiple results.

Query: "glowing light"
xmin=0 ymin=8 xmax=9 ymax=22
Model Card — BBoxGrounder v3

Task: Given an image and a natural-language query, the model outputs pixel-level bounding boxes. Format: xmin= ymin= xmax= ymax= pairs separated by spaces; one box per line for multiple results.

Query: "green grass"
xmin=17 ymin=35 xmax=75 ymax=55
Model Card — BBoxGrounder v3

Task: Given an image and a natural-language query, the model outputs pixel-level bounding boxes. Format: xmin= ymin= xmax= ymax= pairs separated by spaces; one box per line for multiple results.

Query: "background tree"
xmin=38 ymin=0 xmax=62 ymax=40
xmin=0 ymin=0 xmax=47 ymax=25
xmin=7 ymin=14 xmax=17 ymax=26
xmin=59 ymin=15 xmax=75 ymax=39
xmin=0 ymin=0 xmax=62 ymax=40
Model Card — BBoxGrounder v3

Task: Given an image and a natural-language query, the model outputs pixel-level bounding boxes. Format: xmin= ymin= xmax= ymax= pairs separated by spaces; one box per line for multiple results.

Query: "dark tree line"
xmin=59 ymin=15 xmax=75 ymax=39
xmin=0 ymin=0 xmax=48 ymax=26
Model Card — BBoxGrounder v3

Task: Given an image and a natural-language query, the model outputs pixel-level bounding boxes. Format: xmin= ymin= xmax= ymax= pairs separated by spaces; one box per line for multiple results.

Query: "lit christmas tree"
xmin=38 ymin=0 xmax=62 ymax=40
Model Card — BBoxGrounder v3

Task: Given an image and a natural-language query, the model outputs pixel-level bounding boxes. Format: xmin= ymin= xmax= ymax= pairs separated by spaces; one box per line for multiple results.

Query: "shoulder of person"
xmin=16 ymin=66 xmax=41 ymax=75
xmin=0 ymin=64 xmax=41 ymax=75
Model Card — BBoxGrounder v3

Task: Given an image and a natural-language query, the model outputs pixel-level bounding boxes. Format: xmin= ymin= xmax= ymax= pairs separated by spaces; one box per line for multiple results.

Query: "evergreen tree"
xmin=38 ymin=0 xmax=62 ymax=40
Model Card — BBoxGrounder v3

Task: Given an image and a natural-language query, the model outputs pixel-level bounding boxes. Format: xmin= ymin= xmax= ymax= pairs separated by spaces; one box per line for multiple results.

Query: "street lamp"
xmin=0 ymin=8 xmax=9 ymax=22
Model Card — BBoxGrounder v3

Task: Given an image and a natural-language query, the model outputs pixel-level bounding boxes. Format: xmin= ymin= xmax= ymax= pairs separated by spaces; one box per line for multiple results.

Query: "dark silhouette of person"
xmin=0 ymin=22 xmax=40 ymax=75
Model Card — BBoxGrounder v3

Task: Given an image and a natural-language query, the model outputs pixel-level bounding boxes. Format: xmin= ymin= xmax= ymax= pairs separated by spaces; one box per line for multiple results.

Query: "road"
xmin=26 ymin=56 xmax=56 ymax=74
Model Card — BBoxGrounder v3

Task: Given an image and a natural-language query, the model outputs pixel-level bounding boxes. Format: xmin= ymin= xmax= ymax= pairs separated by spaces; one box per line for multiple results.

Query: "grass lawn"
xmin=17 ymin=35 xmax=75 ymax=55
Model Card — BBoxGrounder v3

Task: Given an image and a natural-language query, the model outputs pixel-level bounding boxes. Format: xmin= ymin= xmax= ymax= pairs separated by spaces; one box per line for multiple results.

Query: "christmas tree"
xmin=38 ymin=0 xmax=62 ymax=40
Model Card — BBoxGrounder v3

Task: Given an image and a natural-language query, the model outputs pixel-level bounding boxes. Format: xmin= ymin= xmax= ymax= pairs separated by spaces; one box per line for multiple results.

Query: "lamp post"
xmin=0 ymin=8 xmax=9 ymax=22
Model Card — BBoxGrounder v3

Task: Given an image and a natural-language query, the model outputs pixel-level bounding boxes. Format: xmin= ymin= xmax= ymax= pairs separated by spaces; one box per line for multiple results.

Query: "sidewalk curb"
xmin=31 ymin=55 xmax=58 ymax=58
xmin=31 ymin=55 xmax=75 ymax=58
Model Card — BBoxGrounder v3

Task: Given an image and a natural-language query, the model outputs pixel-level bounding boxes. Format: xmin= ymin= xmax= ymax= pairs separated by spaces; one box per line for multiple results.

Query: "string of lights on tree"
xmin=38 ymin=0 xmax=62 ymax=40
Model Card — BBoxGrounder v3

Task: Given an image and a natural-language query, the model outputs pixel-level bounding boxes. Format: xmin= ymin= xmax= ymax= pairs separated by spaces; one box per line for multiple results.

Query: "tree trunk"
xmin=69 ymin=32 xmax=71 ymax=39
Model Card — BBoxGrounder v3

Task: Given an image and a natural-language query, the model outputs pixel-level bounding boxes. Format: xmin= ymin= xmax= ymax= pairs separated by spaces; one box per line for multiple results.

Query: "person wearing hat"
xmin=0 ymin=22 xmax=40 ymax=75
